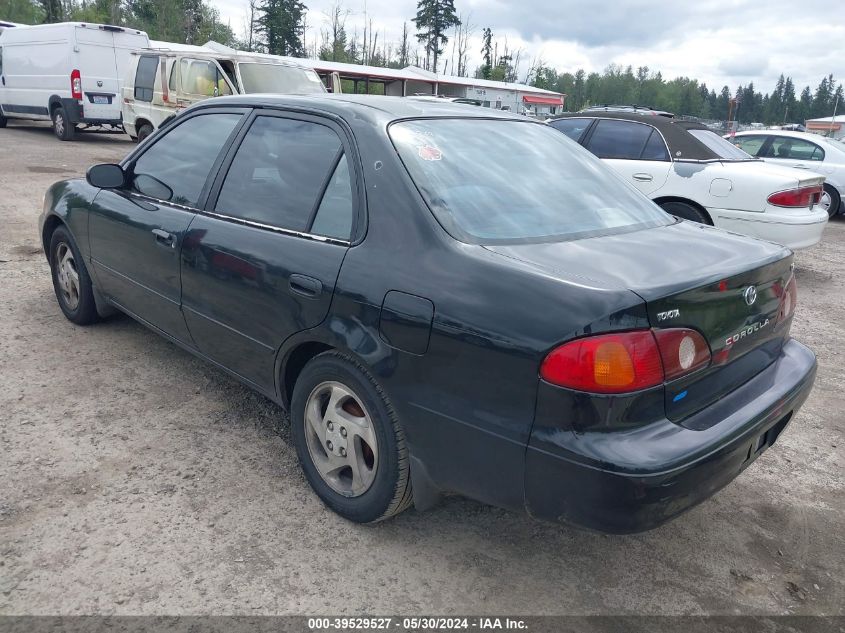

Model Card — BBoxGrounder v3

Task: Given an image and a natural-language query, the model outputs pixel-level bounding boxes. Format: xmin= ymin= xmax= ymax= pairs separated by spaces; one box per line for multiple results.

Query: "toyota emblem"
xmin=743 ymin=285 xmax=757 ymax=306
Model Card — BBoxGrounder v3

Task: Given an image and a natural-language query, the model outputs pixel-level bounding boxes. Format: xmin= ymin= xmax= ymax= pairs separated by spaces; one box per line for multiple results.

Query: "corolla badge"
xmin=743 ymin=285 xmax=757 ymax=306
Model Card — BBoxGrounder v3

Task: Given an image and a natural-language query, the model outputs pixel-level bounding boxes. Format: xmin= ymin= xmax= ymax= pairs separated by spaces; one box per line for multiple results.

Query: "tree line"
xmin=529 ymin=64 xmax=843 ymax=124
xmin=3 ymin=0 xmax=841 ymax=122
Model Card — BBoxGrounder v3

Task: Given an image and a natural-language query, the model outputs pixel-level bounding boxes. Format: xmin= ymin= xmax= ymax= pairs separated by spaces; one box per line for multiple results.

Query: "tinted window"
xmin=586 ymin=119 xmax=653 ymax=159
xmin=549 ymin=118 xmax=591 ymax=142
xmin=215 ymin=116 xmax=346 ymax=233
xmin=641 ymin=130 xmax=670 ymax=161
xmin=132 ymin=113 xmax=241 ymax=207
xmin=390 ymin=119 xmax=671 ymax=244
xmin=311 ymin=155 xmax=354 ymax=239
xmin=768 ymin=137 xmax=824 ymax=161
xmin=179 ymin=58 xmax=233 ymax=97
xmin=732 ymin=135 xmax=767 ymax=156
xmin=134 ymin=55 xmax=158 ymax=102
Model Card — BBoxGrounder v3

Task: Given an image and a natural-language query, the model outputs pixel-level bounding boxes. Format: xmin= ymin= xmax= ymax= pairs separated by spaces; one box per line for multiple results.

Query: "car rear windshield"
xmin=688 ymin=129 xmax=755 ymax=160
xmin=389 ymin=119 xmax=672 ymax=244
xmin=238 ymin=62 xmax=325 ymax=94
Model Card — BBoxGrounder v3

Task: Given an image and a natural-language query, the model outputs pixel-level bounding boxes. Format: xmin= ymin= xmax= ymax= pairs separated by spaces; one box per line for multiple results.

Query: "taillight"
xmin=652 ymin=328 xmax=710 ymax=380
xmin=541 ymin=329 xmax=711 ymax=394
xmin=767 ymin=185 xmax=823 ymax=208
xmin=71 ymin=69 xmax=82 ymax=100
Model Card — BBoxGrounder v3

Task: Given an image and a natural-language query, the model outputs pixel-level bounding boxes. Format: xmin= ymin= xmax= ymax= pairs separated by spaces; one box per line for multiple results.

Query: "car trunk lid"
xmin=484 ymin=220 xmax=795 ymax=427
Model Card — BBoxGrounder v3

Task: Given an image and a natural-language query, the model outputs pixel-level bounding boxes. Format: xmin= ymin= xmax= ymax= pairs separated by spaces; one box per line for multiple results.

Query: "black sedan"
xmin=39 ymin=95 xmax=817 ymax=533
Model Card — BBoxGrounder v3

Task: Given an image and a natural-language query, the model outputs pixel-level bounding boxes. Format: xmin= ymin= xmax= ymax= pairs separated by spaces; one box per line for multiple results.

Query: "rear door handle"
xmin=289 ymin=274 xmax=322 ymax=298
xmin=151 ymin=228 xmax=176 ymax=248
xmin=632 ymin=173 xmax=653 ymax=182
xmin=794 ymin=164 xmax=809 ymax=169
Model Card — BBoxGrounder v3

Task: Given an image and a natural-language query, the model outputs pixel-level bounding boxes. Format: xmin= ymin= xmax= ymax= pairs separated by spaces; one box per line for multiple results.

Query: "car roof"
xmin=193 ymin=93 xmax=528 ymax=124
xmin=734 ymin=129 xmax=831 ymax=142
xmin=551 ymin=111 xmax=721 ymax=161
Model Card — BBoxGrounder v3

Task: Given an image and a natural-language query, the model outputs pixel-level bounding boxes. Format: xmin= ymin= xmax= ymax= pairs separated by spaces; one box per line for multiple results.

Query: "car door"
xmin=88 ymin=108 xmax=247 ymax=342
xmin=180 ymin=111 xmax=358 ymax=391
xmin=583 ymin=118 xmax=672 ymax=196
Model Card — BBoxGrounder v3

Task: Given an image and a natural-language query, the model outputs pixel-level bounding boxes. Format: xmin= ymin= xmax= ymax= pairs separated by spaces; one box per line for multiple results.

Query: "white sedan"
xmin=549 ymin=113 xmax=829 ymax=250
xmin=729 ymin=129 xmax=845 ymax=217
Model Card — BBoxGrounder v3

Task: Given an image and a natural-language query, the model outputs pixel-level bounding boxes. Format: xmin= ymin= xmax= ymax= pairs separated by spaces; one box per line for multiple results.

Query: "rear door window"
xmin=133 ymin=55 xmax=158 ymax=102
xmin=131 ymin=112 xmax=242 ymax=206
xmin=548 ymin=118 xmax=592 ymax=142
xmin=768 ymin=137 xmax=825 ymax=161
xmin=214 ymin=116 xmax=354 ymax=239
xmin=586 ymin=119 xmax=653 ymax=159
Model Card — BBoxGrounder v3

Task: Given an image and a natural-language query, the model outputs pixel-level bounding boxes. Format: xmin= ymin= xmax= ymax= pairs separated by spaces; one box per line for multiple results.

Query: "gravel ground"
xmin=0 ymin=121 xmax=843 ymax=616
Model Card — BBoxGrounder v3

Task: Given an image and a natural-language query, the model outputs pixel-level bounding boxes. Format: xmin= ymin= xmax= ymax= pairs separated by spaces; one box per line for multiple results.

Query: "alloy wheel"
xmin=55 ymin=242 xmax=80 ymax=310
xmin=819 ymin=190 xmax=832 ymax=215
xmin=303 ymin=381 xmax=378 ymax=497
xmin=54 ymin=112 xmax=65 ymax=137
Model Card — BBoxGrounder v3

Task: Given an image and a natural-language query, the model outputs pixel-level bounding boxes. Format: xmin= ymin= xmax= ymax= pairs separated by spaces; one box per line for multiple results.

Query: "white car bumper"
xmin=709 ymin=206 xmax=829 ymax=250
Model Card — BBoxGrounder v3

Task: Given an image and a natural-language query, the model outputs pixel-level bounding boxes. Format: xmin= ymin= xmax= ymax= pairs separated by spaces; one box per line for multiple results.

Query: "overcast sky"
xmin=211 ymin=0 xmax=844 ymax=93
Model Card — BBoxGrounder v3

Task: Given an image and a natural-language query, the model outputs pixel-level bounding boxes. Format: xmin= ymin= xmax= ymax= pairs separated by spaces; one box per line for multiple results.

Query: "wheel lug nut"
xmin=327 ymin=440 xmax=333 ymax=451
xmin=340 ymin=447 xmax=347 ymax=457
xmin=327 ymin=421 xmax=334 ymax=431
xmin=340 ymin=427 xmax=347 ymax=438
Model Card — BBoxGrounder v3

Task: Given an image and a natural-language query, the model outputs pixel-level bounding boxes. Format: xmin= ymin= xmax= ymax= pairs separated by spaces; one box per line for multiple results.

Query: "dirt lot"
xmin=0 ymin=121 xmax=843 ymax=617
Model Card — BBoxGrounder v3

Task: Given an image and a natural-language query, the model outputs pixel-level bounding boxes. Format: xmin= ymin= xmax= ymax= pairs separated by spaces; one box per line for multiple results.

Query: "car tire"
xmin=137 ymin=123 xmax=154 ymax=143
xmin=0 ymin=111 xmax=7 ymax=128
xmin=820 ymin=184 xmax=841 ymax=218
xmin=659 ymin=200 xmax=711 ymax=225
xmin=48 ymin=226 xmax=100 ymax=325
xmin=51 ymin=105 xmax=76 ymax=141
xmin=290 ymin=351 xmax=413 ymax=523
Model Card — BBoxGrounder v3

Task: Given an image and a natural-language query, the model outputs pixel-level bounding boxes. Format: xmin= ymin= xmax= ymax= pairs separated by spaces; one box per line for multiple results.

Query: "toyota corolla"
xmin=39 ymin=95 xmax=817 ymax=533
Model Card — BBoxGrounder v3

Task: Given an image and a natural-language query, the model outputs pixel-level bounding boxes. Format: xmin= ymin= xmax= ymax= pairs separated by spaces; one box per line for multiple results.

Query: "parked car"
xmin=0 ymin=22 xmax=149 ymax=139
xmin=580 ymin=104 xmax=674 ymax=117
xmin=122 ymin=46 xmax=325 ymax=142
xmin=729 ymin=129 xmax=845 ymax=217
xmin=549 ymin=112 xmax=828 ymax=250
xmin=40 ymin=95 xmax=817 ymax=533
xmin=406 ymin=95 xmax=483 ymax=106
xmin=0 ymin=20 xmax=24 ymax=34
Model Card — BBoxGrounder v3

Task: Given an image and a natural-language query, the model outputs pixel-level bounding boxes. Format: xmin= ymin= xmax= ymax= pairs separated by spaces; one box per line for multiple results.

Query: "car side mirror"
xmin=86 ymin=163 xmax=126 ymax=189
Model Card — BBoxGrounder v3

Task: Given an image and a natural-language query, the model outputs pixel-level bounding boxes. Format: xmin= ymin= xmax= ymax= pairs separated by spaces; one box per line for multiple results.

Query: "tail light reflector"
xmin=652 ymin=328 xmax=710 ymax=381
xmin=541 ymin=328 xmax=711 ymax=394
xmin=767 ymin=186 xmax=822 ymax=208
xmin=71 ymin=69 xmax=82 ymax=100
xmin=778 ymin=274 xmax=798 ymax=323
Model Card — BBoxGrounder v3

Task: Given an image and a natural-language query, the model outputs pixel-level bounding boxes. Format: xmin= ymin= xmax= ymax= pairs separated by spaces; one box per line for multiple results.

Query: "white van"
xmin=122 ymin=45 xmax=325 ymax=141
xmin=0 ymin=22 xmax=149 ymax=140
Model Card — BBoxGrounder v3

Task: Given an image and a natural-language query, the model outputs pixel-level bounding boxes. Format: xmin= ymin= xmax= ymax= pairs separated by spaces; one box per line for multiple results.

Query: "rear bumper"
xmin=524 ymin=338 xmax=817 ymax=533
xmin=710 ymin=206 xmax=828 ymax=250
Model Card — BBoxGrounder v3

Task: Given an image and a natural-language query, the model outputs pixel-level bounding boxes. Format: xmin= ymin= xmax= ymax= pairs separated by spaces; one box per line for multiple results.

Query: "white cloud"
xmin=210 ymin=0 xmax=845 ymax=92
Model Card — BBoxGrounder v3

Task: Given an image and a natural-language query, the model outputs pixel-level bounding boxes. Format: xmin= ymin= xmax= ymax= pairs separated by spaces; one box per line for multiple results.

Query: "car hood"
xmin=482 ymin=219 xmax=789 ymax=302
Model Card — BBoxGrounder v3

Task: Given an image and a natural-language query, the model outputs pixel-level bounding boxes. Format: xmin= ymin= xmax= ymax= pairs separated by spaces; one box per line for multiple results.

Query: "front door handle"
xmin=632 ymin=173 xmax=653 ymax=182
xmin=289 ymin=274 xmax=322 ymax=298
xmin=151 ymin=228 xmax=176 ymax=249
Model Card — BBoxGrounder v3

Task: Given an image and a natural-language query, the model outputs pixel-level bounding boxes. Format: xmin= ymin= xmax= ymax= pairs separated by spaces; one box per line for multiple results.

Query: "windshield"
xmin=238 ymin=62 xmax=325 ymax=94
xmin=688 ymin=129 xmax=755 ymax=160
xmin=389 ymin=119 xmax=673 ymax=244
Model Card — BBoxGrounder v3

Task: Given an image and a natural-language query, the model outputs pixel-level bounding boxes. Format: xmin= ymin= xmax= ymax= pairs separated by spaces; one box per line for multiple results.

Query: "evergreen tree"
xmin=412 ymin=0 xmax=460 ymax=72
xmin=479 ymin=27 xmax=492 ymax=79
xmin=257 ymin=0 xmax=307 ymax=56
